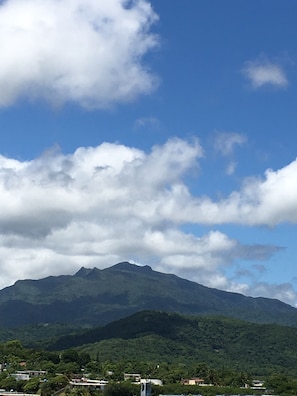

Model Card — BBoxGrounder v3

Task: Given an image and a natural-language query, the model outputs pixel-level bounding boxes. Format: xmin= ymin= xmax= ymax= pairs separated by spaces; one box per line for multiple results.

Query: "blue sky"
xmin=0 ymin=0 xmax=297 ymax=306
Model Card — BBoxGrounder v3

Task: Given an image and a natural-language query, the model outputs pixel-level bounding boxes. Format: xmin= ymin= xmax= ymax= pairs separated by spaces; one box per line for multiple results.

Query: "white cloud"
xmin=0 ymin=138 xmax=279 ymax=294
xmin=0 ymin=0 xmax=159 ymax=108
xmin=242 ymin=59 xmax=288 ymax=89
xmin=212 ymin=132 xmax=247 ymax=176
xmin=226 ymin=161 xmax=237 ymax=175
xmin=134 ymin=116 xmax=160 ymax=130
xmin=247 ymin=282 xmax=297 ymax=307
xmin=214 ymin=131 xmax=247 ymax=156
xmin=212 ymin=279 xmax=297 ymax=307
xmin=159 ymin=157 xmax=297 ymax=227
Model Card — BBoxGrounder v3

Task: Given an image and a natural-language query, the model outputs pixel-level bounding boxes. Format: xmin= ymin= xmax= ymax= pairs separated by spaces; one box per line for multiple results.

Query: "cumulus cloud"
xmin=0 ymin=0 xmax=159 ymax=108
xmin=242 ymin=59 xmax=288 ymax=89
xmin=0 ymin=138 xmax=280 ymax=294
xmin=154 ymin=232 xmax=280 ymax=288
xmin=160 ymin=157 xmax=297 ymax=227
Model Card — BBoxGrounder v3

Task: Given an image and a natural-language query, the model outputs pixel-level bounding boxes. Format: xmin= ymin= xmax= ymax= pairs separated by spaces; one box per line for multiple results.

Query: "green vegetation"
xmin=2 ymin=262 xmax=297 ymax=395
xmin=0 ymin=322 xmax=81 ymax=347
xmin=3 ymin=311 xmax=297 ymax=377
xmin=0 ymin=339 xmax=275 ymax=395
xmin=1 ymin=262 xmax=297 ymax=328
xmin=1 ymin=311 xmax=297 ymax=394
xmin=46 ymin=311 xmax=297 ymax=377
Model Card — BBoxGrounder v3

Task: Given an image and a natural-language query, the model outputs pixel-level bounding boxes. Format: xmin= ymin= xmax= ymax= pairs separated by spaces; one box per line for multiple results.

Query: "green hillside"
xmin=48 ymin=310 xmax=297 ymax=376
xmin=1 ymin=262 xmax=297 ymax=328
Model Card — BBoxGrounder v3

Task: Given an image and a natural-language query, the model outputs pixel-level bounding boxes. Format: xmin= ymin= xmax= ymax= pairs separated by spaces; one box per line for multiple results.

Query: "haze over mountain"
xmin=0 ymin=262 xmax=297 ymax=329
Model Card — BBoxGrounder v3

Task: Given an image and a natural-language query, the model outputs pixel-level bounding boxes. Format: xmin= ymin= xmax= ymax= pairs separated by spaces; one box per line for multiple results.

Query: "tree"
xmin=78 ymin=352 xmax=91 ymax=367
xmin=40 ymin=374 xmax=69 ymax=395
xmin=0 ymin=376 xmax=17 ymax=391
xmin=61 ymin=349 xmax=80 ymax=363
xmin=24 ymin=377 xmax=40 ymax=393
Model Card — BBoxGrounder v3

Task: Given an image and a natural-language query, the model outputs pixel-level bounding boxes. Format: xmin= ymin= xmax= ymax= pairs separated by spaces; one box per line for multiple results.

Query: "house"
xmin=12 ymin=372 xmax=30 ymax=381
xmin=0 ymin=393 xmax=39 ymax=396
xmin=142 ymin=378 xmax=162 ymax=386
xmin=69 ymin=377 xmax=108 ymax=390
xmin=250 ymin=379 xmax=266 ymax=391
xmin=124 ymin=373 xmax=141 ymax=383
xmin=11 ymin=370 xmax=48 ymax=381
xmin=181 ymin=377 xmax=204 ymax=386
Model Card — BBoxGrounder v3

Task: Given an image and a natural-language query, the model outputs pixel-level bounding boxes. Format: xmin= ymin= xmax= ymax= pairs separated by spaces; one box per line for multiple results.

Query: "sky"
xmin=0 ymin=0 xmax=297 ymax=306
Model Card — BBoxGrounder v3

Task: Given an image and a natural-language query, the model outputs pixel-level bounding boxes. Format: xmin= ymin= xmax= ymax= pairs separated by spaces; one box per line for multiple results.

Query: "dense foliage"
xmin=0 ymin=339 xmax=273 ymax=395
xmin=46 ymin=311 xmax=297 ymax=377
xmin=2 ymin=311 xmax=297 ymax=378
xmin=1 ymin=335 xmax=297 ymax=395
xmin=0 ymin=309 xmax=296 ymax=381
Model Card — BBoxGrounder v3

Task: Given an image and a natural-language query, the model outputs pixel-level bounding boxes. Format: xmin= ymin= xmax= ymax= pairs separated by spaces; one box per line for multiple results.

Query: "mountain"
xmin=0 ymin=261 xmax=297 ymax=328
xmin=51 ymin=310 xmax=297 ymax=376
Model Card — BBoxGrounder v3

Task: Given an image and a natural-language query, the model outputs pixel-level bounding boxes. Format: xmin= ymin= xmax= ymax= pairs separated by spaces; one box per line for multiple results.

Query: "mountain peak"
xmin=108 ymin=261 xmax=153 ymax=272
xmin=74 ymin=267 xmax=100 ymax=278
xmin=74 ymin=262 xmax=153 ymax=278
xmin=1 ymin=261 xmax=296 ymax=329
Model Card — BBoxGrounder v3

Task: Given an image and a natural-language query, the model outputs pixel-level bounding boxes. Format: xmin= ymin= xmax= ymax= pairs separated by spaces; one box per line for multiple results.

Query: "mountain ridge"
xmin=0 ymin=261 xmax=297 ymax=328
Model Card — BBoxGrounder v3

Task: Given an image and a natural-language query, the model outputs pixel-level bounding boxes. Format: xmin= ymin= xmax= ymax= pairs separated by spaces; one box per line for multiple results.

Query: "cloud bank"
xmin=0 ymin=0 xmax=159 ymax=108
xmin=0 ymin=138 xmax=295 ymax=303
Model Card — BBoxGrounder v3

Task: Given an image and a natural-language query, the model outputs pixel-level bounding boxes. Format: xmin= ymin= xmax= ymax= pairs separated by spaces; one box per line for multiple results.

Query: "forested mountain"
xmin=50 ymin=311 xmax=297 ymax=376
xmin=1 ymin=261 xmax=297 ymax=327
xmin=3 ymin=312 xmax=297 ymax=394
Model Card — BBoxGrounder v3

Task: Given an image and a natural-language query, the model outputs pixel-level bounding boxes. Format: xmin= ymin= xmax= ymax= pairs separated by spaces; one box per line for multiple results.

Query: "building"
xmin=69 ymin=378 xmax=108 ymax=391
xmin=124 ymin=373 xmax=141 ymax=383
xmin=182 ymin=377 xmax=204 ymax=386
xmin=141 ymin=380 xmax=151 ymax=396
xmin=12 ymin=370 xmax=47 ymax=381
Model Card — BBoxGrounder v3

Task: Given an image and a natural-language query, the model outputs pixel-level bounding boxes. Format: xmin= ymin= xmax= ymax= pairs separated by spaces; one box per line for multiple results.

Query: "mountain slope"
xmin=53 ymin=311 xmax=297 ymax=376
xmin=0 ymin=262 xmax=297 ymax=328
